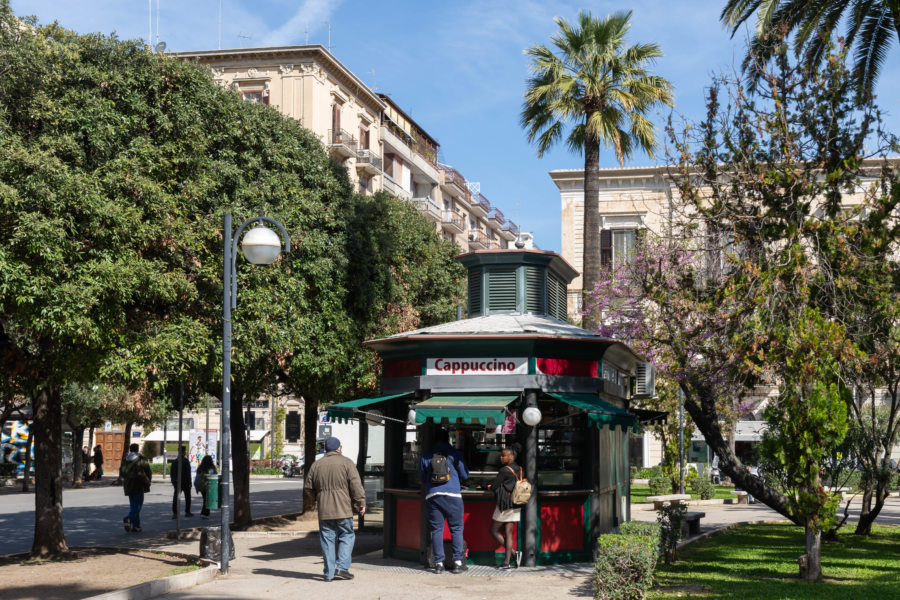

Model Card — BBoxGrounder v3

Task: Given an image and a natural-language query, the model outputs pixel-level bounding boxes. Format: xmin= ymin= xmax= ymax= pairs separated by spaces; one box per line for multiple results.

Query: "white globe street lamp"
xmin=241 ymin=225 xmax=284 ymax=265
xmin=522 ymin=406 xmax=542 ymax=427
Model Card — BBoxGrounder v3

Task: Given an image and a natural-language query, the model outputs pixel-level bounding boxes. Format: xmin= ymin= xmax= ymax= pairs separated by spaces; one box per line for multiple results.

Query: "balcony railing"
xmin=474 ymin=193 xmax=491 ymax=214
xmin=503 ymin=220 xmax=520 ymax=236
xmin=413 ymin=197 xmax=442 ymax=221
xmin=356 ymin=148 xmax=383 ymax=171
xmin=328 ymin=129 xmax=357 ymax=156
xmin=467 ymin=230 xmax=489 ymax=249
xmin=441 ymin=210 xmax=464 ymax=232
xmin=489 ymin=207 xmax=505 ymax=224
xmin=439 ymin=163 xmax=468 ymax=192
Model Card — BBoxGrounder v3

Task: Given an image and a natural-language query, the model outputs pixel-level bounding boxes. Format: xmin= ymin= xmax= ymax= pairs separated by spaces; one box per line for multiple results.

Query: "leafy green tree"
xmin=521 ymin=9 xmax=673 ymax=329
xmin=721 ymin=0 xmax=900 ymax=93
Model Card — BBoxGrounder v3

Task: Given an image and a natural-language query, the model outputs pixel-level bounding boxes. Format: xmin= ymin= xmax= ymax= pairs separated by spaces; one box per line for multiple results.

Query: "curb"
xmin=166 ymin=511 xmax=308 ymax=540
xmin=676 ymin=519 xmax=788 ymax=550
xmin=83 ymin=564 xmax=218 ymax=600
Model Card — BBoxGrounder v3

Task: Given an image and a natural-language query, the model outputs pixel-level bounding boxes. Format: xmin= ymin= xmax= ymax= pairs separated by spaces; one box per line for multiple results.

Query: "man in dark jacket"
xmin=419 ymin=428 xmax=469 ymax=574
xmin=120 ymin=443 xmax=152 ymax=533
xmin=170 ymin=445 xmax=193 ymax=518
xmin=304 ymin=437 xmax=365 ymax=582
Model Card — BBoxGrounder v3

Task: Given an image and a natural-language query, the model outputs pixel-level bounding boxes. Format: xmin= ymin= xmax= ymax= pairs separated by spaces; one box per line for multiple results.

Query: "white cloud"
xmin=259 ymin=0 xmax=343 ymax=47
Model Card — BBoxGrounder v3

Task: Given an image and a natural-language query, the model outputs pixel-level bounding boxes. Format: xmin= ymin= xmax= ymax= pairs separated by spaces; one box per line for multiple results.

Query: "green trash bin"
xmin=206 ymin=474 xmax=220 ymax=510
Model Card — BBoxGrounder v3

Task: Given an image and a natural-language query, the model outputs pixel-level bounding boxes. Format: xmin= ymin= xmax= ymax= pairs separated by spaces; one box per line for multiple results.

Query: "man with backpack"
xmin=120 ymin=443 xmax=152 ymax=533
xmin=418 ymin=428 xmax=469 ymax=574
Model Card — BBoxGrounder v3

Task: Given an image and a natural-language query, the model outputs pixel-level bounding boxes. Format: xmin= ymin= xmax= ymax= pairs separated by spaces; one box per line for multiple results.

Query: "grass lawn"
xmin=648 ymin=522 xmax=900 ymax=599
xmin=631 ymin=484 xmax=735 ymax=503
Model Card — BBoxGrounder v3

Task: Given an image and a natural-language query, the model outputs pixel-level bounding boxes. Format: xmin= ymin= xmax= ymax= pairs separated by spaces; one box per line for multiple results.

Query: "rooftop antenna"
xmin=237 ymin=31 xmax=253 ymax=48
xmin=155 ymin=0 xmax=160 ymax=45
xmin=147 ymin=0 xmax=151 ymax=47
xmin=305 ymin=23 xmax=309 ymax=45
xmin=218 ymin=0 xmax=222 ymax=49
xmin=323 ymin=20 xmax=333 ymax=52
xmin=369 ymin=70 xmax=377 ymax=91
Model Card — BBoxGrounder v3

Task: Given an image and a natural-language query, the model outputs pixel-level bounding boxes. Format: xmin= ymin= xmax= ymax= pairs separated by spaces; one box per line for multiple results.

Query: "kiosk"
xmin=327 ymin=249 xmax=653 ymax=566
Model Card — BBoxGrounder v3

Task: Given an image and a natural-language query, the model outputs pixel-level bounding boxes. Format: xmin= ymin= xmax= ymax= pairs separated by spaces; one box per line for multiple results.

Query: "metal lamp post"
xmin=221 ymin=214 xmax=290 ymax=574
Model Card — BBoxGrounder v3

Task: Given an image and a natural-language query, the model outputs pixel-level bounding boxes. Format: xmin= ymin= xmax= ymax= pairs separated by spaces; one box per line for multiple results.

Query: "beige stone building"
xmin=551 ymin=162 xmax=900 ymax=469
xmin=174 ymin=45 xmax=520 ymax=253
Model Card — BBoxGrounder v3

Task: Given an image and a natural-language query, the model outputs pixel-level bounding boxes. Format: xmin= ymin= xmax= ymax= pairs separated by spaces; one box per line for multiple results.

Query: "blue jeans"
xmin=127 ymin=493 xmax=144 ymax=528
xmin=426 ymin=494 xmax=465 ymax=563
xmin=319 ymin=518 xmax=355 ymax=579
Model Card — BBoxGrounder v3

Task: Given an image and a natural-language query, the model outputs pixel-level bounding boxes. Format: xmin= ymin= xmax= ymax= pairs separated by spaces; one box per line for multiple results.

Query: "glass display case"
xmin=535 ymin=403 xmax=587 ymax=489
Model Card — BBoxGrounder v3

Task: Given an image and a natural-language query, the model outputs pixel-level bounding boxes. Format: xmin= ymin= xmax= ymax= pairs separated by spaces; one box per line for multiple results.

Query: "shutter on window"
xmin=468 ymin=268 xmax=482 ymax=316
xmin=487 ymin=268 xmax=517 ymax=312
xmin=525 ymin=266 xmax=544 ymax=313
xmin=600 ymin=229 xmax=612 ymax=266
xmin=546 ymin=275 xmax=567 ymax=321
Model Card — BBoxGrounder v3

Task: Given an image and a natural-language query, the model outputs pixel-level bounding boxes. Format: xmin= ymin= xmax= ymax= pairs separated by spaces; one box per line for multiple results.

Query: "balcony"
xmin=355 ymin=148 xmax=382 ymax=176
xmin=499 ymin=219 xmax=519 ymax=241
xmin=489 ymin=207 xmax=505 ymax=226
xmin=441 ymin=211 xmax=465 ymax=234
xmin=439 ymin=164 xmax=469 ymax=198
xmin=328 ymin=129 xmax=357 ymax=159
xmin=468 ymin=192 xmax=489 ymax=218
xmin=467 ymin=230 xmax=489 ymax=249
xmin=413 ymin=197 xmax=442 ymax=222
xmin=383 ymin=176 xmax=411 ymax=200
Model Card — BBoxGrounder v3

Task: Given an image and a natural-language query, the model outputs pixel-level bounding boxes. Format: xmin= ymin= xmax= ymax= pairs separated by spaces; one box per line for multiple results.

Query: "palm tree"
xmin=521 ymin=10 xmax=673 ymax=330
xmin=721 ymin=0 xmax=900 ymax=94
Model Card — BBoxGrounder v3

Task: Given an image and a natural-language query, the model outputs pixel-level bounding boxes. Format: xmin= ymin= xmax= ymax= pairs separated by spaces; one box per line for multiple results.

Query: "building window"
xmin=331 ymin=104 xmax=341 ymax=135
xmin=358 ymin=127 xmax=370 ymax=150
xmin=242 ymin=90 xmax=267 ymax=105
xmin=600 ymin=228 xmax=638 ymax=266
xmin=359 ymin=177 xmax=368 ymax=194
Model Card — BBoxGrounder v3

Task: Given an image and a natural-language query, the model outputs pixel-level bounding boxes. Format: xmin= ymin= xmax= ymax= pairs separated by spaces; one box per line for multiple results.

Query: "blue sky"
xmin=11 ymin=1 xmax=900 ymax=252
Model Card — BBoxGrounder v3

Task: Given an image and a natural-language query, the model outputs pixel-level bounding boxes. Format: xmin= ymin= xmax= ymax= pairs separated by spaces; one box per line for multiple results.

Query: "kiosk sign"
xmin=427 ymin=357 xmax=527 ymax=376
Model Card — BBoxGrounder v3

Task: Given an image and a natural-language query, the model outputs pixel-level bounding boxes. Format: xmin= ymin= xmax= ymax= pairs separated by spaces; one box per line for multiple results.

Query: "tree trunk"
xmin=803 ymin=518 xmax=822 ymax=582
xmin=71 ymin=426 xmax=85 ymax=489
xmin=230 ymin=393 xmax=252 ymax=530
xmin=31 ymin=387 xmax=68 ymax=558
xmin=581 ymin=118 xmax=601 ymax=331
xmin=682 ymin=383 xmax=798 ymax=523
xmin=113 ymin=421 xmax=133 ymax=485
xmin=22 ymin=427 xmax=34 ymax=493
xmin=302 ymin=395 xmax=320 ymax=514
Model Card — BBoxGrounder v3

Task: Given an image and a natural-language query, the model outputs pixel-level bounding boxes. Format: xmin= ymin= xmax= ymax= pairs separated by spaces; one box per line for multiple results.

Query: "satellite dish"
xmin=155 ymin=41 xmax=167 ymax=53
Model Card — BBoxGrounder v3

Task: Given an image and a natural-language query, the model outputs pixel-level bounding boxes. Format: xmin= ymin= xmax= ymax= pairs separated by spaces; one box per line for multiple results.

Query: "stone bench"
xmin=825 ymin=486 xmax=852 ymax=501
xmin=731 ymin=490 xmax=749 ymax=504
xmin=682 ymin=511 xmax=705 ymax=536
xmin=646 ymin=494 xmax=691 ymax=510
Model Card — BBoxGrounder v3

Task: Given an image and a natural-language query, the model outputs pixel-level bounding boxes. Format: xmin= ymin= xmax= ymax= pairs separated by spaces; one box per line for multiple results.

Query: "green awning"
xmin=415 ymin=394 xmax=518 ymax=426
xmin=547 ymin=392 xmax=638 ymax=432
xmin=326 ymin=393 xmax=411 ymax=423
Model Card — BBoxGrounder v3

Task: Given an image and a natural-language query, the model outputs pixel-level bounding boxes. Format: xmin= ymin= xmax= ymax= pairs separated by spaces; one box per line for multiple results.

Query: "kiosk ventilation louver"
xmin=634 ymin=362 xmax=656 ymax=398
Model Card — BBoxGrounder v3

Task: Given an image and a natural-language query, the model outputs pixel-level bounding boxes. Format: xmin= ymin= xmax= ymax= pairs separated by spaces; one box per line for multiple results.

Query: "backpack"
xmin=430 ymin=452 xmax=452 ymax=485
xmin=507 ymin=466 xmax=532 ymax=506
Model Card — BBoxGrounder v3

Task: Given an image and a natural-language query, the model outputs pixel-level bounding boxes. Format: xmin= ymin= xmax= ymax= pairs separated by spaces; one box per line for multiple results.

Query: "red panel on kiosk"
xmin=383 ymin=359 xmax=421 ymax=378
xmin=395 ymin=498 xmax=422 ymax=549
xmin=536 ymin=358 xmax=598 ymax=377
xmin=439 ymin=501 xmax=518 ymax=553
xmin=540 ymin=501 xmax=584 ymax=552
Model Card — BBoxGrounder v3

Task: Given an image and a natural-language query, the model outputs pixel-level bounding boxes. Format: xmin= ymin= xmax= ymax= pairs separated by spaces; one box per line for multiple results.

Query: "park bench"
xmin=682 ymin=511 xmax=705 ymax=536
xmin=825 ymin=486 xmax=851 ymax=501
xmin=645 ymin=493 xmax=691 ymax=510
xmin=731 ymin=490 xmax=749 ymax=504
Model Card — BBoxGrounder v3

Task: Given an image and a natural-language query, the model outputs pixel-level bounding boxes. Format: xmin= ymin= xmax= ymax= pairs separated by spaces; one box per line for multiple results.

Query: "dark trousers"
xmin=200 ymin=490 xmax=210 ymax=516
xmin=126 ymin=493 xmax=144 ymax=528
xmin=426 ymin=494 xmax=465 ymax=563
xmin=172 ymin=486 xmax=191 ymax=515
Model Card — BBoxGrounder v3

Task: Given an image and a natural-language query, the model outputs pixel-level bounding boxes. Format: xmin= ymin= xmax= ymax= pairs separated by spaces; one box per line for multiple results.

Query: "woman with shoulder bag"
xmin=487 ymin=446 xmax=523 ymax=570
xmin=195 ymin=455 xmax=217 ymax=519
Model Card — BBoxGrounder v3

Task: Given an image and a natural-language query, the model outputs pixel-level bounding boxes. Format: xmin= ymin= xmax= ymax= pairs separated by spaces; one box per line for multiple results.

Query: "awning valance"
xmin=547 ymin=393 xmax=638 ymax=432
xmin=415 ymin=394 xmax=519 ymax=426
xmin=326 ymin=393 xmax=411 ymax=423
xmin=630 ymin=409 xmax=668 ymax=424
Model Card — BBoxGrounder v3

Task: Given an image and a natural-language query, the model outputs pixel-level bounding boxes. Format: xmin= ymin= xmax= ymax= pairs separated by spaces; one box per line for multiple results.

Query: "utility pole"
xmin=679 ymin=388 xmax=685 ymax=495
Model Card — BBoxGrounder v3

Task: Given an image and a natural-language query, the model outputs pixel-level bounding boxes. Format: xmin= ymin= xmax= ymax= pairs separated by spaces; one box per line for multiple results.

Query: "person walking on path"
xmin=170 ymin=445 xmax=193 ymax=518
xmin=92 ymin=444 xmax=104 ymax=480
xmin=304 ymin=436 xmax=366 ymax=582
xmin=419 ymin=428 xmax=469 ymax=574
xmin=487 ymin=446 xmax=522 ymax=570
xmin=120 ymin=443 xmax=152 ymax=533
xmin=194 ymin=454 xmax=217 ymax=519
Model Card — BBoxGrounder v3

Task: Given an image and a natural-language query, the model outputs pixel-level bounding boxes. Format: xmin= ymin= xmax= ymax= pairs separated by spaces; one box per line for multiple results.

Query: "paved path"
xmin=0 ymin=477 xmax=304 ymax=556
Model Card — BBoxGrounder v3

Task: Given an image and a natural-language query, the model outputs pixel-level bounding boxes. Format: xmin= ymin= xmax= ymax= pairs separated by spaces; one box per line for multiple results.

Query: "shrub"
xmin=629 ymin=465 xmax=638 ymax=483
xmin=251 ymin=466 xmax=282 ymax=476
xmin=619 ymin=521 xmax=662 ymax=552
xmin=690 ymin=477 xmax=715 ymax=500
xmin=648 ymin=475 xmax=669 ymax=496
xmin=150 ymin=462 xmax=165 ymax=474
xmin=657 ymin=503 xmax=686 ymax=563
xmin=636 ymin=466 xmax=662 ymax=479
xmin=594 ymin=531 xmax=658 ymax=600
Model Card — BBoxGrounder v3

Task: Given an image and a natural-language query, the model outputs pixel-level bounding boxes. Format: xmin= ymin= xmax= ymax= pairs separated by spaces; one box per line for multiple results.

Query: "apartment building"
xmin=174 ymin=45 xmax=521 ymax=253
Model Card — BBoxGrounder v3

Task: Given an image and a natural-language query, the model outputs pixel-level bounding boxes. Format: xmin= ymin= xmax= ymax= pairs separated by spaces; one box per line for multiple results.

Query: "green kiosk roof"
xmin=326 ymin=393 xmax=411 ymax=423
xmin=415 ymin=394 xmax=518 ymax=425
xmin=548 ymin=392 xmax=638 ymax=432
